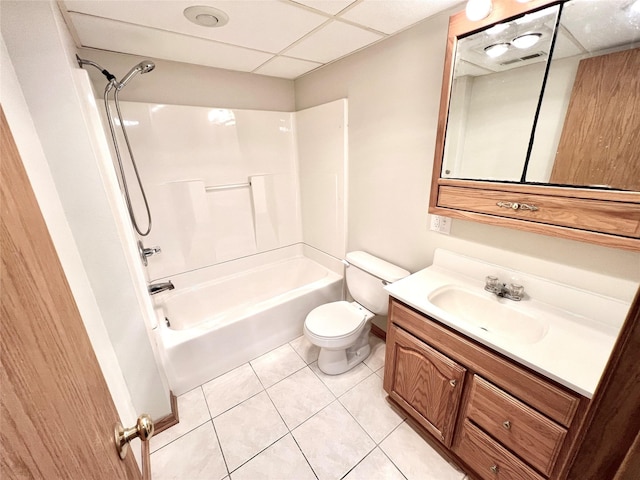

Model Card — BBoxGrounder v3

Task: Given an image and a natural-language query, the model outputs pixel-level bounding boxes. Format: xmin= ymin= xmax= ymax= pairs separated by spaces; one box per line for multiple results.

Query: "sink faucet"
xmin=484 ymin=276 xmax=524 ymax=301
xmin=148 ymin=281 xmax=175 ymax=295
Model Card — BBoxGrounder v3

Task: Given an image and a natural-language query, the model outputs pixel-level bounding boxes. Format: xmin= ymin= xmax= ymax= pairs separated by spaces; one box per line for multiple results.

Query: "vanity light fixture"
xmin=484 ymin=43 xmax=510 ymax=58
xmin=625 ymin=0 xmax=640 ymax=14
xmin=512 ymin=32 xmax=542 ymax=48
xmin=487 ymin=23 xmax=509 ymax=35
xmin=183 ymin=5 xmax=229 ymax=27
xmin=466 ymin=0 xmax=493 ymax=21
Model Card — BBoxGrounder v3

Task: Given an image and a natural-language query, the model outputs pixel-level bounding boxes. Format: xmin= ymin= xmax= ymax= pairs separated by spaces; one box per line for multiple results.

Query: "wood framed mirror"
xmin=430 ymin=0 xmax=640 ymax=251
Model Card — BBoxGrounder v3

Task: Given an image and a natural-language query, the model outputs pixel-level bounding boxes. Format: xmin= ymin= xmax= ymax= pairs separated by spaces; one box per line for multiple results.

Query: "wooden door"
xmin=385 ymin=323 xmax=466 ymax=447
xmin=550 ymin=48 xmax=640 ymax=191
xmin=0 ymin=106 xmax=142 ymax=479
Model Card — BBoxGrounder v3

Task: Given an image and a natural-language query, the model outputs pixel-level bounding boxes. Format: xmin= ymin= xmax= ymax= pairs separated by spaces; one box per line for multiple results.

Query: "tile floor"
xmin=150 ymin=335 xmax=469 ymax=480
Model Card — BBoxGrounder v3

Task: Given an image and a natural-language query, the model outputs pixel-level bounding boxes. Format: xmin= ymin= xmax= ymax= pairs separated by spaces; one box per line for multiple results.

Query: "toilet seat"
xmin=305 ymin=301 xmax=368 ymax=339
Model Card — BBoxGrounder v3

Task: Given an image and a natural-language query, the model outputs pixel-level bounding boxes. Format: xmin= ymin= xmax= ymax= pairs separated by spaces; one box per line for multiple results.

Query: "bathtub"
xmin=153 ymin=248 xmax=343 ymax=395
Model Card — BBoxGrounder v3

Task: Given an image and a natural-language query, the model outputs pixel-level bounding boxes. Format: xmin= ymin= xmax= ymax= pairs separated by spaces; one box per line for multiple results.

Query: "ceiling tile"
xmin=255 ymin=56 xmax=322 ymax=79
xmin=291 ymin=0 xmax=357 ymax=16
xmin=63 ymin=0 xmax=328 ymax=53
xmin=285 ymin=20 xmax=383 ymax=63
xmin=340 ymin=0 xmax=461 ymax=34
xmin=69 ymin=13 xmax=273 ymax=72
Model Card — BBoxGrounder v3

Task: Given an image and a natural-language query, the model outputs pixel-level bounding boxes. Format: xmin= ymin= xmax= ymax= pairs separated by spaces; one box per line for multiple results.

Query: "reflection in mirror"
xmin=526 ymin=0 xmax=640 ymax=190
xmin=442 ymin=5 xmax=560 ymax=182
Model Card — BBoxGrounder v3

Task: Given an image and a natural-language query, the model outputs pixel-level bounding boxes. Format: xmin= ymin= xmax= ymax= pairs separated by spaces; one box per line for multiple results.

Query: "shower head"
xmin=116 ymin=60 xmax=155 ymax=90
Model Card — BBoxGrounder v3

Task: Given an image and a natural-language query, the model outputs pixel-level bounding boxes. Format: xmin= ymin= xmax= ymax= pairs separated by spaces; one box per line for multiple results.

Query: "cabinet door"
xmin=386 ymin=324 xmax=466 ymax=446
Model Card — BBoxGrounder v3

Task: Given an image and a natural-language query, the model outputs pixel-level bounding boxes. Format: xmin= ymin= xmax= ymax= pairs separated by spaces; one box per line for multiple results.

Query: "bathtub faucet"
xmin=148 ymin=281 xmax=175 ymax=295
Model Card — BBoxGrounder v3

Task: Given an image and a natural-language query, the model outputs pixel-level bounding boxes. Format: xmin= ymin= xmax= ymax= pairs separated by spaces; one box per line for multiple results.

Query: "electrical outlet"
xmin=430 ymin=214 xmax=451 ymax=235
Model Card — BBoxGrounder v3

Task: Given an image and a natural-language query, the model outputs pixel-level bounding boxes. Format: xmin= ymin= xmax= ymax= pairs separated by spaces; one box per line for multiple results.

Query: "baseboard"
xmin=153 ymin=391 xmax=179 ymax=435
xmin=371 ymin=323 xmax=386 ymax=341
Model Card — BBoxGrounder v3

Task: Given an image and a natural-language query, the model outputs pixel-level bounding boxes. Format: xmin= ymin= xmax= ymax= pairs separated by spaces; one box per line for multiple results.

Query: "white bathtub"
xmin=153 ymin=248 xmax=342 ymax=395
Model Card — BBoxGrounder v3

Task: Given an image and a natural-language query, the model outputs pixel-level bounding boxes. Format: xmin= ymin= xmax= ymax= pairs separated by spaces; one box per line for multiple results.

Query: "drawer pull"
xmin=490 ymin=464 xmax=499 ymax=474
xmin=496 ymin=201 xmax=539 ymax=211
xmin=502 ymin=420 xmax=511 ymax=430
xmin=449 ymin=379 xmax=457 ymax=387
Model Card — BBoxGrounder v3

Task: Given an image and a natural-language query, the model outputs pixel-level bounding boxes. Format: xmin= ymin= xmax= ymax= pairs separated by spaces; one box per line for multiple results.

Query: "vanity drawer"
xmin=456 ymin=420 xmax=545 ymax=480
xmin=466 ymin=376 xmax=566 ymax=476
xmin=389 ymin=300 xmax=581 ymax=427
xmin=437 ymin=185 xmax=640 ymax=238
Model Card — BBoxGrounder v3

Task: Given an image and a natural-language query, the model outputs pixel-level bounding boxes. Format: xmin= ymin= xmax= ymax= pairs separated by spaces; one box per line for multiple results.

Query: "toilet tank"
xmin=345 ymin=251 xmax=410 ymax=316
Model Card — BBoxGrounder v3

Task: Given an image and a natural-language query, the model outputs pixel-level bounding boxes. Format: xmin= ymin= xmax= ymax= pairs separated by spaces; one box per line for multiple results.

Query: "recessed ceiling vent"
xmin=500 ymin=51 xmax=546 ymax=66
xmin=184 ymin=6 xmax=229 ymax=28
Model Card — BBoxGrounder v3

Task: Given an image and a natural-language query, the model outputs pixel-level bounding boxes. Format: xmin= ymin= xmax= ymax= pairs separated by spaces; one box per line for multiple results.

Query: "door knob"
xmin=114 ymin=414 xmax=154 ymax=460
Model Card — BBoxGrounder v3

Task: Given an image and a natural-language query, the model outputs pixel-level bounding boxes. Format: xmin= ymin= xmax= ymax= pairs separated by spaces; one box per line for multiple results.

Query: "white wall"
xmin=1 ymin=1 xmax=170 ymax=419
xmin=77 ymin=47 xmax=295 ymax=112
xmin=295 ymin=8 xmax=640 ymax=301
xmin=297 ymin=99 xmax=348 ymax=260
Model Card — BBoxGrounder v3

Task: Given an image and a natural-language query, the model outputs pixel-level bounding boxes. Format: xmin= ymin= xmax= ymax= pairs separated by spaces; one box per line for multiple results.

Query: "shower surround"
xmin=108 ymin=99 xmax=348 ymax=393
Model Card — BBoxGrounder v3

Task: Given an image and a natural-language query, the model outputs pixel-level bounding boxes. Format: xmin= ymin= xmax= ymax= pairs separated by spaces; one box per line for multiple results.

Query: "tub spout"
xmin=148 ymin=281 xmax=174 ymax=295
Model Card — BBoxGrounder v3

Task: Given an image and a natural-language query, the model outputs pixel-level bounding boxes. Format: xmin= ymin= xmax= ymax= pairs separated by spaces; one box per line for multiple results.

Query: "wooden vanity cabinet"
xmin=383 ymin=323 xmax=466 ymax=447
xmin=383 ymin=298 xmax=589 ymax=480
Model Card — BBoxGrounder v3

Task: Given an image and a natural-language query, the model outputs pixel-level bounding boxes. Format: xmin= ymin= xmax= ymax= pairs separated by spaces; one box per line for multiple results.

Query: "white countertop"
xmin=385 ymin=250 xmax=631 ymax=398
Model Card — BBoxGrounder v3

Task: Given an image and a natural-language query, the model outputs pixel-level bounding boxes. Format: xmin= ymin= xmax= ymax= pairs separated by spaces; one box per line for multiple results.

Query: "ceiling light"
xmin=184 ymin=6 xmax=229 ymax=28
xmin=466 ymin=0 xmax=493 ymax=21
xmin=484 ymin=43 xmax=510 ymax=58
xmin=512 ymin=33 xmax=542 ymax=49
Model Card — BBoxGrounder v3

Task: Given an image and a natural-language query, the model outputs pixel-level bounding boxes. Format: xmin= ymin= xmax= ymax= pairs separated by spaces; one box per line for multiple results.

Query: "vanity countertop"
xmin=385 ymin=250 xmax=632 ymax=398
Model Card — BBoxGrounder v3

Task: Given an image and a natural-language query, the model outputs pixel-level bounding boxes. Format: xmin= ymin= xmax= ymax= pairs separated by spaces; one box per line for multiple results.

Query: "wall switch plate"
xmin=430 ymin=214 xmax=452 ymax=235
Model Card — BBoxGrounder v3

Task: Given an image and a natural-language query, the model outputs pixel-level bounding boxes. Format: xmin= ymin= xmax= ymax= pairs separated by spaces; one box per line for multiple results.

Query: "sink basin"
xmin=428 ymin=285 xmax=548 ymax=345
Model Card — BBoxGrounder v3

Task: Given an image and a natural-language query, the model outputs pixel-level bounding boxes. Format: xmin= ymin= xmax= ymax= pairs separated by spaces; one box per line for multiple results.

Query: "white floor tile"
xmin=150 ymin=387 xmax=211 ymax=452
xmin=310 ymin=360 xmax=372 ymax=397
xmin=343 ymin=447 xmax=405 ymax=480
xmin=150 ymin=422 xmax=227 ymax=480
xmin=339 ymin=373 xmax=405 ymax=443
xmin=230 ymin=434 xmax=316 ymax=480
xmin=250 ymin=343 xmax=306 ymax=388
xmin=267 ymin=366 xmax=335 ymax=429
xmin=363 ymin=335 xmax=386 ymax=372
xmin=214 ymin=391 xmax=288 ymax=472
xmin=202 ymin=363 xmax=263 ymax=418
xmin=289 ymin=335 xmax=320 ymax=364
xmin=293 ymin=401 xmax=375 ymax=480
xmin=380 ymin=422 xmax=465 ymax=480
xmin=375 ymin=367 xmax=385 ymax=379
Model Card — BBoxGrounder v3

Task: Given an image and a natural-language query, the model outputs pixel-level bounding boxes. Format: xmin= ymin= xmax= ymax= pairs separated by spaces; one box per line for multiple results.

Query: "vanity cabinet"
xmin=384 ymin=324 xmax=466 ymax=447
xmin=383 ymin=298 xmax=588 ymax=480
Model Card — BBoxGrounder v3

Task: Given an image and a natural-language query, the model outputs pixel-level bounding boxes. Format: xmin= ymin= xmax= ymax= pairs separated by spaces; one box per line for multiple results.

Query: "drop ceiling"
xmin=60 ymin=0 xmax=463 ymax=80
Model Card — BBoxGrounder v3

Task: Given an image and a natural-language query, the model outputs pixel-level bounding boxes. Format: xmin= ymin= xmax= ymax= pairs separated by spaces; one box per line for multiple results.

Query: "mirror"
xmin=441 ymin=0 xmax=640 ymax=191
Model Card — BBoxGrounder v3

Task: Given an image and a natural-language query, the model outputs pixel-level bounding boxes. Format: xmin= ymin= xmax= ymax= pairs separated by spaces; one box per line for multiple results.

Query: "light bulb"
xmin=484 ymin=43 xmax=510 ymax=58
xmin=512 ymin=33 xmax=542 ymax=49
xmin=466 ymin=0 xmax=493 ymax=21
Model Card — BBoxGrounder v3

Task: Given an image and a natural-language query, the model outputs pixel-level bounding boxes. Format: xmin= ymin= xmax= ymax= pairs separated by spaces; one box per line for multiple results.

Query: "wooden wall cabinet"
xmin=383 ymin=298 xmax=590 ymax=480
xmin=430 ymin=0 xmax=640 ymax=251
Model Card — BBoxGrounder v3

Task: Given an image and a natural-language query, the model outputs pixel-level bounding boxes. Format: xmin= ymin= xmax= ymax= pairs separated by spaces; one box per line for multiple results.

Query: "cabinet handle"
xmin=502 ymin=420 xmax=511 ymax=430
xmin=490 ymin=464 xmax=499 ymax=474
xmin=496 ymin=201 xmax=538 ymax=211
xmin=449 ymin=379 xmax=457 ymax=387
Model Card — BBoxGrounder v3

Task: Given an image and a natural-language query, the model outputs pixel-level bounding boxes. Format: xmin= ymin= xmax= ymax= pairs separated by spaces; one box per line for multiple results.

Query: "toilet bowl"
xmin=304 ymin=301 xmax=375 ymax=375
xmin=303 ymin=251 xmax=410 ymax=375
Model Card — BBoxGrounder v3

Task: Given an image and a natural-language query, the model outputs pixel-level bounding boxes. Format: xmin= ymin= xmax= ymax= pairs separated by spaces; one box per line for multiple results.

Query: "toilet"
xmin=304 ymin=251 xmax=410 ymax=375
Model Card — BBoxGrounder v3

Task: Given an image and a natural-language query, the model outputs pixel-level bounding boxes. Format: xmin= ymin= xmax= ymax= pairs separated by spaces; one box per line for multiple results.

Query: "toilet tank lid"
xmin=345 ymin=251 xmax=410 ymax=282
